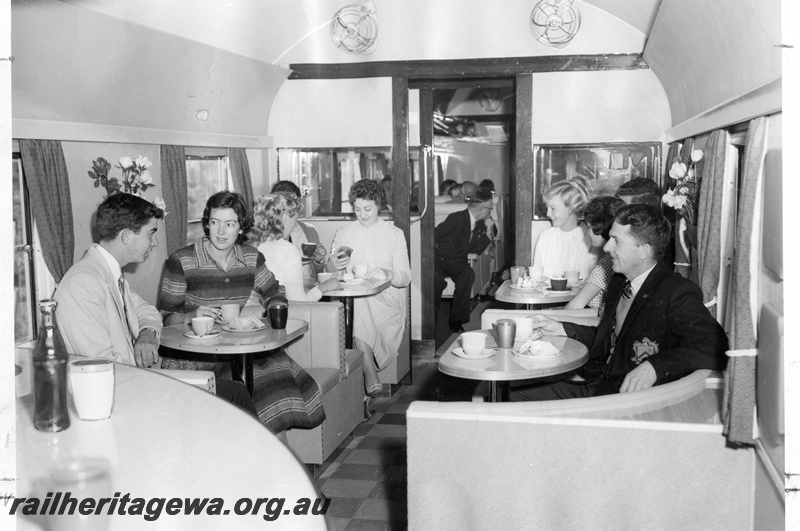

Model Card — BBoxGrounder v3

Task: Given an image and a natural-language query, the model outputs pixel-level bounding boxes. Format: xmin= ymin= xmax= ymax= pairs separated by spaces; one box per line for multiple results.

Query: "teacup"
xmin=460 ymin=332 xmax=486 ymax=356
xmin=190 ymin=316 xmax=214 ymax=337
xmin=317 ymin=272 xmax=335 ymax=283
xmin=565 ymin=270 xmax=580 ymax=285
xmin=550 ymin=277 xmax=568 ymax=291
xmin=513 ymin=317 xmax=535 ymax=339
xmin=353 ymin=264 xmax=368 ymax=278
xmin=220 ymin=303 xmax=240 ymax=323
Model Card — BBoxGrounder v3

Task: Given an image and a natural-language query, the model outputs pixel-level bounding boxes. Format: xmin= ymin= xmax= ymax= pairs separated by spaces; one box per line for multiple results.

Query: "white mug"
xmin=191 ymin=316 xmax=214 ymax=337
xmin=353 ymin=264 xmax=369 ymax=278
xmin=220 ymin=303 xmax=240 ymax=323
xmin=68 ymin=359 xmax=115 ymax=421
xmin=514 ymin=317 xmax=535 ymax=339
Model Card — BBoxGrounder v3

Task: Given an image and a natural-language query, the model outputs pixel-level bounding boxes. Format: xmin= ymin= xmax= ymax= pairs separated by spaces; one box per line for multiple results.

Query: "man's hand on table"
xmin=619 ymin=361 xmax=657 ymax=393
xmin=531 ymin=314 xmax=566 ymax=336
xmin=134 ymin=328 xmax=160 ymax=368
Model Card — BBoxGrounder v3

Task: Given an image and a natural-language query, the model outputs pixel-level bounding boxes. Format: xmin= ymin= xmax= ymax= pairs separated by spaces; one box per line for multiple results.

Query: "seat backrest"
xmin=285 ymin=301 xmax=345 ymax=374
xmin=480 ymin=308 xmax=600 ymax=329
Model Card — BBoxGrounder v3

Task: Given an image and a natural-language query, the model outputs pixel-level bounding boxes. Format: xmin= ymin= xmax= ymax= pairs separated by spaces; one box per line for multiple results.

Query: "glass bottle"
xmin=33 ymin=299 xmax=70 ymax=432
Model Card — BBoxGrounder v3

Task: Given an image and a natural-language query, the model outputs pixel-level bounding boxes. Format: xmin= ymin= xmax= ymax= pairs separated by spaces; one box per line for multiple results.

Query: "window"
xmin=13 ymin=154 xmax=37 ymax=343
xmin=277 ymin=147 xmax=422 ymax=218
xmin=185 ymin=149 xmax=232 ymax=244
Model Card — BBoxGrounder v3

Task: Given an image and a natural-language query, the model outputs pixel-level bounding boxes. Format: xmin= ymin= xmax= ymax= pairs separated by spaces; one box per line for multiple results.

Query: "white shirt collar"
xmin=95 ymin=243 xmax=122 ymax=283
xmin=629 ymin=263 xmax=657 ymax=296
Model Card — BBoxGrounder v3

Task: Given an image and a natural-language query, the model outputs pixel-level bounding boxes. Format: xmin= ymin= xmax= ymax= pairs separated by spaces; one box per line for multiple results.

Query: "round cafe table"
xmin=16 ymin=358 xmax=326 ymax=530
xmin=323 ymin=278 xmax=391 ymax=349
xmin=494 ymin=280 xmax=579 ymax=309
xmin=159 ymin=318 xmax=308 ymax=396
xmin=438 ymin=330 xmax=588 ymax=402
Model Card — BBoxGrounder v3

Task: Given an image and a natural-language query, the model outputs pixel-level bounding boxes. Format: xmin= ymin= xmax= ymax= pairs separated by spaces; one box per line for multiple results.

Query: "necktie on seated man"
xmin=118 ymin=274 xmax=136 ymax=349
xmin=469 ymin=219 xmax=485 ymax=248
xmin=608 ymin=280 xmax=633 ymax=362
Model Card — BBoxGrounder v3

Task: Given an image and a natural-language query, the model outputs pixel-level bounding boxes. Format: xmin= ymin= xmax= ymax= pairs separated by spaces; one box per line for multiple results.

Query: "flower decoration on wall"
xmin=89 ymin=155 xmax=167 ymax=216
xmin=662 ymin=148 xmax=703 ymax=226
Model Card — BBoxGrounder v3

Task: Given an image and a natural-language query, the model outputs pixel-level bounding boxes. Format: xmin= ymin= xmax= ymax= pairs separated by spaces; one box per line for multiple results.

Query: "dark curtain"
xmin=160 ymin=145 xmax=188 ymax=255
xmin=19 ymin=139 xmax=74 ymax=283
xmin=697 ymin=130 xmax=729 ymax=319
xmin=229 ymin=148 xmax=254 ymax=210
xmin=722 ymin=115 xmax=769 ymax=446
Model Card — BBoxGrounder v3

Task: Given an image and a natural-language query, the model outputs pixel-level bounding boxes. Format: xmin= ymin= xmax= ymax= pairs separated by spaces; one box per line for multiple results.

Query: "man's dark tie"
xmin=609 ymin=281 xmax=633 ymax=361
xmin=118 ymin=274 xmax=136 ymax=347
xmin=621 ymin=280 xmax=633 ymax=300
xmin=469 ymin=220 xmax=484 ymax=247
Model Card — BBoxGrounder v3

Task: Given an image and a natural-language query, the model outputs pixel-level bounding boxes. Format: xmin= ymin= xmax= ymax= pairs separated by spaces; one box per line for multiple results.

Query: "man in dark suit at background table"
xmin=514 ymin=203 xmax=727 ymax=399
xmin=434 ymin=191 xmax=496 ymax=332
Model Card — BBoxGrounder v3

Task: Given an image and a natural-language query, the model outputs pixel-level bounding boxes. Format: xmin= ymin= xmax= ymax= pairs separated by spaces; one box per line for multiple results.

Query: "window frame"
xmin=185 ymin=147 xmax=233 ymax=244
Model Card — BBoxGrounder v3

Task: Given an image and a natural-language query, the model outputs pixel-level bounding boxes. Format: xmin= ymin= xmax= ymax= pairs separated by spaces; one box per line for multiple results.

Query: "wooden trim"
xmin=514 ymin=74 xmax=534 ymax=267
xmin=409 ymin=78 xmax=515 ymax=90
xmin=289 ymin=54 xmax=647 ymax=80
xmin=418 ymin=89 xmax=436 ymax=340
xmin=392 ymin=77 xmax=410 ymax=252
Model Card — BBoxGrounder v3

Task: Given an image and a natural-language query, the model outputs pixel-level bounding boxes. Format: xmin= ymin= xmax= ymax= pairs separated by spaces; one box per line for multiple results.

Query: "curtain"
xmin=229 ymin=148 xmax=254 ymax=210
xmin=668 ymin=139 xmax=695 ymax=279
xmin=19 ymin=139 xmax=74 ymax=283
xmin=160 ymin=145 xmax=188 ymax=256
xmin=722 ymin=116 xmax=769 ymax=446
xmin=696 ymin=130 xmax=730 ymax=319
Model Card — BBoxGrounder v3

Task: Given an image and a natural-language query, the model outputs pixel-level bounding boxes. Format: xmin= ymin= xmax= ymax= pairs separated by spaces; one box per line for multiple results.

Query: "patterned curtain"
xmin=722 ymin=116 xmax=769 ymax=446
xmin=229 ymin=148 xmax=254 ymax=210
xmin=160 ymin=145 xmax=188 ymax=255
xmin=19 ymin=139 xmax=74 ymax=282
xmin=697 ymin=130 xmax=730 ymax=319
xmin=670 ymin=139 xmax=695 ymax=279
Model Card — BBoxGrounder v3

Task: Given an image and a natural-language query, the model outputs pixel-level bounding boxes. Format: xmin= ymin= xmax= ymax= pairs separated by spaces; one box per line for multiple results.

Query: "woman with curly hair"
xmin=159 ymin=191 xmax=325 ymax=434
xmin=252 ymin=192 xmax=339 ymax=301
xmin=327 ymin=179 xmax=411 ymax=399
xmin=532 ymin=179 xmax=601 ymax=280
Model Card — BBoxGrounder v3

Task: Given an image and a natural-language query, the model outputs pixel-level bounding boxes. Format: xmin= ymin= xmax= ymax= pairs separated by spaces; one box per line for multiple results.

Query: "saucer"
xmin=546 ymin=288 xmax=572 ymax=294
xmin=339 ymin=278 xmax=365 ymax=285
xmin=509 ymin=284 xmax=538 ymax=291
xmin=183 ymin=330 xmax=221 ymax=340
xmin=452 ymin=347 xmax=496 ymax=360
xmin=222 ymin=321 xmax=266 ymax=333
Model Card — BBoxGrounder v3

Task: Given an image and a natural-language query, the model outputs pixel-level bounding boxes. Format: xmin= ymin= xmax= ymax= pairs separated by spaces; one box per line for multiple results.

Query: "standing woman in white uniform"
xmin=327 ymin=179 xmax=411 ymax=397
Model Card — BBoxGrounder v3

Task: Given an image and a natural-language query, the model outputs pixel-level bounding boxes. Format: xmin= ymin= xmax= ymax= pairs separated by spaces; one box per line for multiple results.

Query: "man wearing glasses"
xmin=434 ymin=190 xmax=496 ymax=332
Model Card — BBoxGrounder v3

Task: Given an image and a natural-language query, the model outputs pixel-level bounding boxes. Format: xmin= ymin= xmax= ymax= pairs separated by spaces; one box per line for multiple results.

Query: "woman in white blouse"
xmin=532 ymin=179 xmax=601 ymax=280
xmin=327 ymin=179 xmax=411 ymax=398
xmin=253 ymin=193 xmax=339 ymax=301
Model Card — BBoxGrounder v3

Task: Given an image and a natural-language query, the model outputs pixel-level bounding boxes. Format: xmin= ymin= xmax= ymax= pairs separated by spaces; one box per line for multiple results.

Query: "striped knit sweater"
xmin=159 ymin=238 xmax=280 ymax=321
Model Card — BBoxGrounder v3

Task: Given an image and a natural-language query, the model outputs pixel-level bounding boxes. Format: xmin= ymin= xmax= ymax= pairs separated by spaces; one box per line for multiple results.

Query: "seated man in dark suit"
xmin=434 ymin=191 xmax=496 ymax=332
xmin=513 ymin=204 xmax=727 ymax=400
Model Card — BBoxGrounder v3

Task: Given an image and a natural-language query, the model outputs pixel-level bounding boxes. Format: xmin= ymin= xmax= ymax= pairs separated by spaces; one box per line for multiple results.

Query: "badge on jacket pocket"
xmin=631 ymin=337 xmax=659 ymax=364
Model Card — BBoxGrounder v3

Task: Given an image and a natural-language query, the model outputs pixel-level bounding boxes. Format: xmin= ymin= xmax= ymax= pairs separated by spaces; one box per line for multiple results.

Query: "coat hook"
xmin=1 ymin=56 xmax=14 ymax=62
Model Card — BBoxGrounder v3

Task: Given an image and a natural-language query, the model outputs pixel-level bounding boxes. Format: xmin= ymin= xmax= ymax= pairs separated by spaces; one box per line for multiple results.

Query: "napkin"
xmin=515 ymin=338 xmax=558 ymax=357
xmin=228 ymin=315 xmax=264 ymax=331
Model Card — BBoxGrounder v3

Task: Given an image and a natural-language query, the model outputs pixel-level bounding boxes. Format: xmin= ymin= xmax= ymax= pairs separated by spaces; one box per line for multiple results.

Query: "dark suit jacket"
xmin=434 ymin=209 xmax=493 ymax=261
xmin=562 ymin=260 xmax=728 ymax=395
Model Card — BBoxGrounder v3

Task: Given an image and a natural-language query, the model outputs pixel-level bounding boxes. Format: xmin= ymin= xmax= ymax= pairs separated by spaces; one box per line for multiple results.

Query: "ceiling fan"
xmin=330 ymin=3 xmax=378 ymax=56
xmin=530 ymin=0 xmax=582 ymax=49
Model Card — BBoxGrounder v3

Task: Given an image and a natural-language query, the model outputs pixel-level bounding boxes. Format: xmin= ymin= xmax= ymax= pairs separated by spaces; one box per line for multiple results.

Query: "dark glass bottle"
xmin=33 ymin=299 xmax=70 ymax=432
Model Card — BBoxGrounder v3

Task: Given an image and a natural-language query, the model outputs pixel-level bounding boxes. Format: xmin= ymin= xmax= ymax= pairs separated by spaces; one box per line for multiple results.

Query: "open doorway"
xmin=412 ymin=78 xmax=516 ymax=346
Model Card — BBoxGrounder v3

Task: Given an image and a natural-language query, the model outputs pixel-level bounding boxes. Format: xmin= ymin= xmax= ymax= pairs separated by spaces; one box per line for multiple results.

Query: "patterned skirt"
xmin=160 ymin=349 xmax=326 ymax=433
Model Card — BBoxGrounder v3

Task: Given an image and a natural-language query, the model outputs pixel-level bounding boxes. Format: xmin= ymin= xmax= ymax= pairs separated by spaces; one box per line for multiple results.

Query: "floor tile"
xmin=353 ymin=499 xmax=407 ymax=522
xmin=356 ymin=436 xmax=405 ymax=452
xmin=352 ymin=423 xmax=374 ymax=436
xmin=326 ymin=516 xmax=350 ymax=531
xmin=344 ymin=449 xmax=398 ymax=467
xmin=367 ymin=481 xmax=407 ymax=500
xmin=343 ymin=518 xmax=396 ymax=531
xmin=387 ymin=402 xmax=412 ymax=414
xmin=318 ymin=461 xmax=341 ymax=480
xmin=330 ymin=463 xmax=386 ymax=481
xmin=320 ymin=478 xmax=378 ymax=499
xmin=391 ymin=451 xmax=407 ymax=466
xmin=381 ymin=465 xmax=407 ymax=484
xmin=366 ymin=424 xmax=406 ymax=438
xmin=327 ymin=497 xmax=365 ymax=518
xmin=376 ymin=413 xmax=406 ymax=425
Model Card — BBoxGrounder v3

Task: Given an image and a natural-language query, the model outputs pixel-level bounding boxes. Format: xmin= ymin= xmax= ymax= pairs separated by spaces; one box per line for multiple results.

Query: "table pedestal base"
xmin=230 ymin=353 xmax=254 ymax=396
xmin=488 ymin=381 xmax=510 ymax=402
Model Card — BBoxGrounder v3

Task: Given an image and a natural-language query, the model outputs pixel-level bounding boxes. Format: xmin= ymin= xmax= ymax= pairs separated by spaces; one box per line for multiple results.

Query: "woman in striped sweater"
xmin=158 ymin=191 xmax=325 ymax=434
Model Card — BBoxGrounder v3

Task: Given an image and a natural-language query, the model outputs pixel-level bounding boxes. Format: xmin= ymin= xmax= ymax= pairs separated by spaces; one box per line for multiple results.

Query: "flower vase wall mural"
xmin=89 ymin=155 xmax=168 ymax=213
xmin=663 ymin=147 xmax=703 ymax=279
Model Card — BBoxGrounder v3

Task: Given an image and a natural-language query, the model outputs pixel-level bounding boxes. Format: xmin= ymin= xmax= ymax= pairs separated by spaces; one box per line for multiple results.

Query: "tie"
xmin=470 ymin=220 xmax=484 ymax=247
xmin=118 ymin=274 xmax=136 ymax=347
xmin=608 ymin=281 xmax=633 ymax=361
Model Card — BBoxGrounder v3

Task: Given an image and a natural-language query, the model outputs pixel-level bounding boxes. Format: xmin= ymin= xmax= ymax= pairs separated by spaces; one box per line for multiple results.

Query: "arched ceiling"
xmin=58 ymin=0 xmax=661 ymax=65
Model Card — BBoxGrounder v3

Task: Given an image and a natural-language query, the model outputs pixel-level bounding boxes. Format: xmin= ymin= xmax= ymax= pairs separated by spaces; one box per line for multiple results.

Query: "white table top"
xmin=439 ymin=330 xmax=588 ymax=382
xmin=16 ymin=359 xmax=325 ymax=530
xmin=494 ymin=280 xmax=579 ymax=305
xmin=324 ymin=278 xmax=390 ymax=298
xmin=160 ymin=318 xmax=307 ymax=354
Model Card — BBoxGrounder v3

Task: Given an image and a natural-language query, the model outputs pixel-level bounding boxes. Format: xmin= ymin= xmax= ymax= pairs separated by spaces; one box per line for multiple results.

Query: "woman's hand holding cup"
xmin=318 ymin=278 xmax=340 ymax=293
xmin=186 ymin=305 xmax=221 ymax=324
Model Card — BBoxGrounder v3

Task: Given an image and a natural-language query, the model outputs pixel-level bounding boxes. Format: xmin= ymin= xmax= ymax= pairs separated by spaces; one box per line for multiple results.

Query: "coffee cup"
xmin=531 ymin=266 xmax=544 ymax=281
xmin=460 ymin=332 xmax=486 ymax=356
xmin=191 ymin=316 xmax=215 ymax=337
xmin=514 ymin=317 xmax=535 ymax=339
xmin=353 ymin=264 xmax=368 ymax=278
xmin=550 ymin=277 xmax=568 ymax=291
xmin=268 ymin=305 xmax=288 ymax=329
xmin=510 ymin=266 xmax=526 ymax=284
xmin=220 ymin=303 xmax=240 ymax=323
xmin=318 ymin=272 xmax=335 ymax=283
xmin=492 ymin=319 xmax=517 ymax=348
xmin=565 ymin=270 xmax=580 ymax=285
xmin=301 ymin=243 xmax=317 ymax=258
xmin=68 ymin=359 xmax=115 ymax=421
